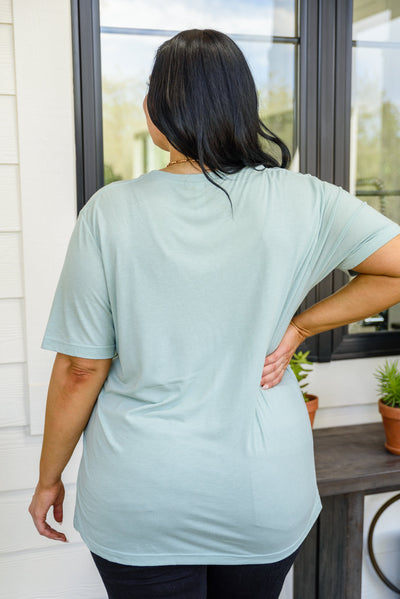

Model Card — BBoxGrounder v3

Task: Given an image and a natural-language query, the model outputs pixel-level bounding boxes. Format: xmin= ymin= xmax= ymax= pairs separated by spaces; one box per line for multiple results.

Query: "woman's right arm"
xmin=260 ymin=234 xmax=400 ymax=390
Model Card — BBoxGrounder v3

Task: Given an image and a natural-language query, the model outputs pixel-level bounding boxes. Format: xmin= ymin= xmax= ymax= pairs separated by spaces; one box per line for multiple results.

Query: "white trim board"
xmin=12 ymin=0 xmax=77 ymax=434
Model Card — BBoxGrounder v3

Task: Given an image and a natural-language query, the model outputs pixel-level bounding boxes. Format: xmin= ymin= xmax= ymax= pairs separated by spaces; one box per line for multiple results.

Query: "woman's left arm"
xmin=29 ymin=352 xmax=112 ymax=542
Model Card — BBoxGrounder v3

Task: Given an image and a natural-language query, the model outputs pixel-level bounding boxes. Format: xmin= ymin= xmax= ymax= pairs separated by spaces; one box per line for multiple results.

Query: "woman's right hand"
xmin=260 ymin=321 xmax=308 ymax=390
xmin=28 ymin=480 xmax=67 ymax=542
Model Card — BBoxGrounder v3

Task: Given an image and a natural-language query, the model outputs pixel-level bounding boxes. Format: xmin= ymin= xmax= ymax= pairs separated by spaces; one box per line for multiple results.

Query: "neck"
xmin=162 ymin=147 xmax=208 ymax=174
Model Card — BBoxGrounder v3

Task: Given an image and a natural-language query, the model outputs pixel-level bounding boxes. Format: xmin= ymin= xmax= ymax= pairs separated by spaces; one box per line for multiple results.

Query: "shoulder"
xmin=74 ymin=174 xmax=160 ymax=246
xmin=248 ymin=166 xmax=318 ymax=189
xmin=262 ymin=167 xmax=330 ymax=191
xmin=82 ymin=173 xmax=154 ymax=214
xmin=256 ymin=167 xmax=343 ymax=209
xmin=78 ymin=173 xmax=160 ymax=226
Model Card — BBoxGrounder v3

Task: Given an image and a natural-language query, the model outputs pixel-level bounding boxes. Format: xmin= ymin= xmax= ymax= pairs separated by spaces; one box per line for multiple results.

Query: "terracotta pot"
xmin=305 ymin=394 xmax=319 ymax=428
xmin=378 ymin=399 xmax=400 ymax=455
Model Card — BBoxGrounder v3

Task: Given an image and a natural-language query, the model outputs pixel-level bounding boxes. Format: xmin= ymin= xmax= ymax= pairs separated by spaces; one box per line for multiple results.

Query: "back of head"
xmin=147 ymin=29 xmax=290 ymax=203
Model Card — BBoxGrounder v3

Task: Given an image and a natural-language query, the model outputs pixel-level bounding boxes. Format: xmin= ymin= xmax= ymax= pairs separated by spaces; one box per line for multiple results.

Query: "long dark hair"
xmin=147 ymin=29 xmax=291 ymax=213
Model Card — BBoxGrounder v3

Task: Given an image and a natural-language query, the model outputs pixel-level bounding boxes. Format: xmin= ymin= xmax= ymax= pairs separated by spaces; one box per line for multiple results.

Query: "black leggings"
xmin=91 ymin=545 xmax=301 ymax=599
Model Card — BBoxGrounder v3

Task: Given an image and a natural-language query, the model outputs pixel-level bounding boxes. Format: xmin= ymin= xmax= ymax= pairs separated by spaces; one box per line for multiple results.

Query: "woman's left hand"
xmin=260 ymin=321 xmax=307 ymax=389
xmin=28 ymin=480 xmax=68 ymax=542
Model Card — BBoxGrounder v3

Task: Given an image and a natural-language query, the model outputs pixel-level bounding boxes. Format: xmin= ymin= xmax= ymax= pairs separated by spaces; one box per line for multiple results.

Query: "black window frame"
xmin=70 ymin=0 xmax=400 ymax=362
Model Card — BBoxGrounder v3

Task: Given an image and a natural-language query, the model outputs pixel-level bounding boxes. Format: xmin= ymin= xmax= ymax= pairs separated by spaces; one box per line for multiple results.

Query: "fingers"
xmin=53 ymin=490 xmax=64 ymax=523
xmin=53 ymin=502 xmax=63 ymax=523
xmin=260 ymin=357 xmax=289 ymax=389
xmin=37 ymin=515 xmax=67 ymax=542
xmin=260 ymin=320 xmax=306 ymax=389
xmin=260 ymin=344 xmax=292 ymax=388
xmin=263 ymin=350 xmax=291 ymax=370
xmin=29 ymin=504 xmax=67 ymax=542
xmin=28 ymin=482 xmax=68 ymax=543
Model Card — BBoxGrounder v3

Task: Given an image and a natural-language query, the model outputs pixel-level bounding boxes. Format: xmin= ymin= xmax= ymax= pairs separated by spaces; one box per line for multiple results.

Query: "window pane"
xmin=100 ymin=0 xmax=297 ymax=37
xmin=99 ymin=2 xmax=299 ymax=183
xmin=350 ymin=1 xmax=400 ymax=334
xmin=101 ymin=33 xmax=167 ymax=181
xmin=353 ymin=0 xmax=400 ymax=42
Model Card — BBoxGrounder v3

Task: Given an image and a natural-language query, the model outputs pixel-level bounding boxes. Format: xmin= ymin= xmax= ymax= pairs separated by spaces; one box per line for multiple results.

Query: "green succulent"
xmin=374 ymin=360 xmax=400 ymax=408
xmin=290 ymin=351 xmax=314 ymax=401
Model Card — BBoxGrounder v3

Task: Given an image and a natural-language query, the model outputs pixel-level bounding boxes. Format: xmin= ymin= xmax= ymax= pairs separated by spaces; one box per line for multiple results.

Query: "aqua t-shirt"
xmin=41 ymin=166 xmax=400 ymax=565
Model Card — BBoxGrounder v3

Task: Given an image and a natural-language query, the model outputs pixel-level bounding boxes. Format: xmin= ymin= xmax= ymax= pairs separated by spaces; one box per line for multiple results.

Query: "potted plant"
xmin=374 ymin=360 xmax=400 ymax=455
xmin=290 ymin=351 xmax=319 ymax=427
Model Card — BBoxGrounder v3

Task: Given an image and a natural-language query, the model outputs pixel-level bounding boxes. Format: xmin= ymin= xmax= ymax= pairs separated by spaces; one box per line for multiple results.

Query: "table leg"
xmin=293 ymin=519 xmax=318 ymax=599
xmin=294 ymin=492 xmax=364 ymax=599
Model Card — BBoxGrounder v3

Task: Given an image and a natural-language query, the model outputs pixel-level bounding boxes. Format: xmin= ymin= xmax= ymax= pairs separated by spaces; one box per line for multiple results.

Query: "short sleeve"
xmin=41 ymin=209 xmax=116 ymax=359
xmin=311 ymin=181 xmax=400 ymax=281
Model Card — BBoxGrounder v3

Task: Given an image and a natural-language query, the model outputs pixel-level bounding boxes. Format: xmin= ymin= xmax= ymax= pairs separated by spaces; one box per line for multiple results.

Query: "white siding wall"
xmin=0 ymin=0 xmax=398 ymax=597
xmin=0 ymin=1 xmax=105 ymax=597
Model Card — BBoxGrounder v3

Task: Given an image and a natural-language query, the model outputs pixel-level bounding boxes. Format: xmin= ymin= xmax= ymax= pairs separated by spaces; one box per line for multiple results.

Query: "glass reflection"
xmin=350 ymin=0 xmax=400 ymax=334
xmin=99 ymin=0 xmax=299 ymax=183
xmin=100 ymin=0 xmax=297 ymax=37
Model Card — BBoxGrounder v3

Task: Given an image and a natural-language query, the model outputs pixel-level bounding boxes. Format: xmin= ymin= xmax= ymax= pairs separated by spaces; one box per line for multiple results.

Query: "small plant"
xmin=290 ymin=351 xmax=314 ymax=401
xmin=374 ymin=360 xmax=400 ymax=408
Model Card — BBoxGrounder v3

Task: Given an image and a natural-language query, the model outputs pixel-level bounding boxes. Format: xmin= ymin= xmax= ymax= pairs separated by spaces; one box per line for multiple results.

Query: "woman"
xmin=29 ymin=29 xmax=400 ymax=599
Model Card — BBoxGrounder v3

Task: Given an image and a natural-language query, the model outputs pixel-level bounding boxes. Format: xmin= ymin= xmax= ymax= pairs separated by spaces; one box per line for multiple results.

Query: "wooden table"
xmin=293 ymin=422 xmax=400 ymax=599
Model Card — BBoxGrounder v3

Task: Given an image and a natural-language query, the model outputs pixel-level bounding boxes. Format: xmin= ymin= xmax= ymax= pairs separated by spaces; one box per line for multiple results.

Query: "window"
xmin=350 ymin=0 xmax=400 ymax=335
xmin=99 ymin=0 xmax=299 ymax=182
xmin=71 ymin=0 xmax=400 ymax=361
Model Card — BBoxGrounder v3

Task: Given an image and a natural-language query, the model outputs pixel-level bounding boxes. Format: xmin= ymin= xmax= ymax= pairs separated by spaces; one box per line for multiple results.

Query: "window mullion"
xmin=71 ymin=0 xmax=104 ymax=212
xmin=298 ymin=0 xmax=354 ymax=362
xmin=299 ymin=0 xmax=319 ymax=176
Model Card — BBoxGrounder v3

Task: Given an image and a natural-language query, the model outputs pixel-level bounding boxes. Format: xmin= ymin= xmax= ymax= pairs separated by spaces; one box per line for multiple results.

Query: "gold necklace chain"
xmin=166 ymin=158 xmax=211 ymax=172
xmin=167 ymin=158 xmax=194 ymax=167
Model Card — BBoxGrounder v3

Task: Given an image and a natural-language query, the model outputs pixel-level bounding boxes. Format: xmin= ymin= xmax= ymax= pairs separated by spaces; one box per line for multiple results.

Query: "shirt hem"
xmin=74 ymin=493 xmax=322 ymax=566
xmin=41 ymin=336 xmax=116 ymax=359
xmin=338 ymin=225 xmax=400 ymax=271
